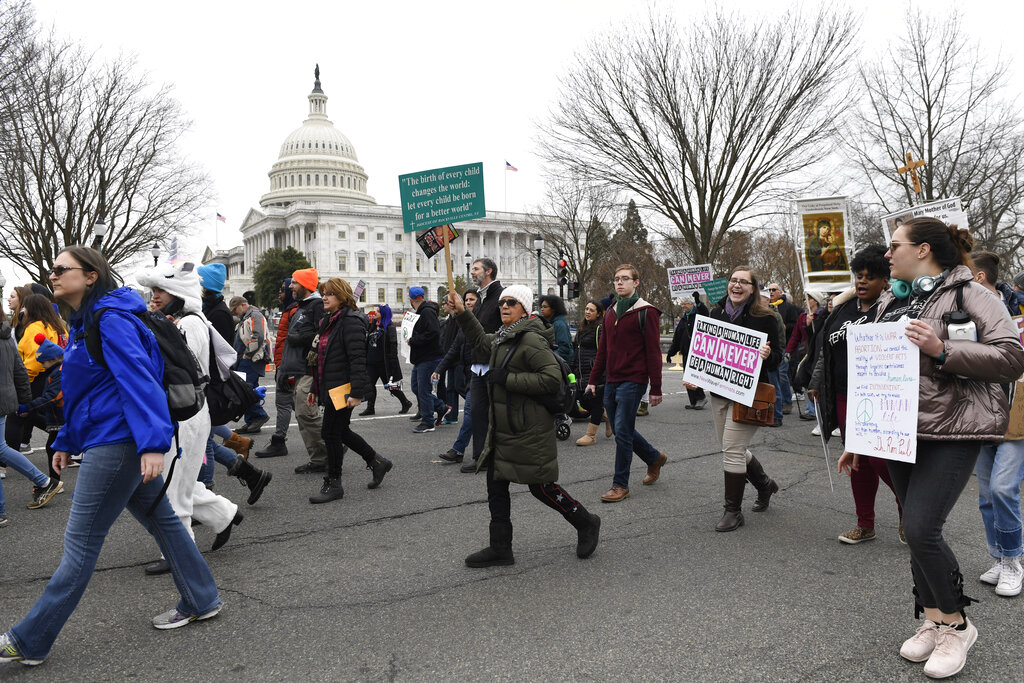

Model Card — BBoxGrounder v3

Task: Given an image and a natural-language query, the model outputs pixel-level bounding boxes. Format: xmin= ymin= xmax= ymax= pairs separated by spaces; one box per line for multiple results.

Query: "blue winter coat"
xmin=51 ymin=287 xmax=173 ymax=456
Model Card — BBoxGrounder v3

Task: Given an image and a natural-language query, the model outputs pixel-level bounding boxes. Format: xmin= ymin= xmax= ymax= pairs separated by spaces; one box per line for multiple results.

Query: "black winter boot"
xmin=229 ymin=457 xmax=273 ymax=505
xmin=569 ymin=508 xmax=601 ymax=559
xmin=254 ymin=435 xmax=288 ymax=458
xmin=716 ymin=472 xmax=746 ymax=532
xmin=309 ymin=476 xmax=344 ymax=504
xmin=465 ymin=521 xmax=514 ymax=568
xmin=358 ymin=401 xmax=375 ymax=416
xmin=397 ymin=391 xmax=413 ymax=414
xmin=746 ymin=456 xmax=778 ymax=512
xmin=366 ymin=454 xmax=393 ymax=489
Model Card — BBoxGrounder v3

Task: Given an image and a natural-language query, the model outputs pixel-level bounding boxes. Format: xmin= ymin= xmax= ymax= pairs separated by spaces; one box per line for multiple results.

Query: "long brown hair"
xmin=732 ymin=266 xmax=773 ymax=318
xmin=10 ymin=285 xmax=31 ymax=321
xmin=22 ymin=293 xmax=67 ymax=335
xmin=55 ymin=245 xmax=122 ymax=322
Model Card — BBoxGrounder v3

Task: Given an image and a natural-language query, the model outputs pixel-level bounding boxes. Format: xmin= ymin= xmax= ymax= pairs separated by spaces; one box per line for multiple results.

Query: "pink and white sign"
xmin=683 ymin=315 xmax=767 ymax=406
xmin=668 ymin=264 xmax=713 ymax=298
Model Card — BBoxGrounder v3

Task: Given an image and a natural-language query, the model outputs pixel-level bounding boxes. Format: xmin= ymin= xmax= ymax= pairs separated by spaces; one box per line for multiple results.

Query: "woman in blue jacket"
xmin=0 ymin=246 xmax=222 ymax=667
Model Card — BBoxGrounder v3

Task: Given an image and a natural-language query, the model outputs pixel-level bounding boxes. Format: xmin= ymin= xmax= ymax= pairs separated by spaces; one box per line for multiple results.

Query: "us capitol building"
xmin=203 ymin=68 xmax=554 ymax=306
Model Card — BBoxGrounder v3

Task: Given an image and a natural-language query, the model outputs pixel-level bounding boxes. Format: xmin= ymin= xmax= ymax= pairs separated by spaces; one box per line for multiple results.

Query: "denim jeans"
xmin=241 ymin=365 xmax=268 ymax=424
xmin=976 ymin=440 xmax=1024 ymax=559
xmin=604 ymin=381 xmax=660 ymax=488
xmin=198 ymin=434 xmax=239 ymax=484
xmin=8 ymin=441 xmax=221 ymax=661
xmin=888 ymin=440 xmax=980 ymax=615
xmin=0 ymin=416 xmax=50 ymax=514
xmin=211 ymin=424 xmax=233 ymax=440
xmin=411 ymin=360 xmax=445 ymax=425
xmin=452 ymin=389 xmax=473 ymax=455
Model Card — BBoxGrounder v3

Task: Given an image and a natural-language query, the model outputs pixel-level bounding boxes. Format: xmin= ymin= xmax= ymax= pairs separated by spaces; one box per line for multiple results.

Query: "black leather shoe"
xmin=145 ymin=559 xmax=171 ymax=575
xmin=211 ymin=512 xmax=244 ymax=551
xmin=294 ymin=461 xmax=326 ymax=474
xmin=439 ymin=449 xmax=464 ymax=463
xmin=460 ymin=461 xmax=477 ymax=473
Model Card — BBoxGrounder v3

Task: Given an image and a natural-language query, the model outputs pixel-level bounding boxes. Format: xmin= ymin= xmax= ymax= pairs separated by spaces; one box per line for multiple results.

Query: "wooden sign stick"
xmin=443 ymin=224 xmax=455 ymax=297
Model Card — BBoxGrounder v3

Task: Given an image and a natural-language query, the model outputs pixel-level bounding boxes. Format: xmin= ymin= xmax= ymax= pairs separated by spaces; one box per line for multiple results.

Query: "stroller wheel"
xmin=556 ymin=422 xmax=571 ymax=441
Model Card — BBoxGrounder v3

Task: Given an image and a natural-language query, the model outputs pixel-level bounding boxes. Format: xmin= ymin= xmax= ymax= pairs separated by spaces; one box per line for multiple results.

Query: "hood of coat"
xmin=0 ymin=322 xmax=10 ymax=340
xmin=136 ymin=262 xmax=203 ymax=314
xmin=92 ymin=286 xmax=148 ymax=316
xmin=416 ymin=300 xmax=440 ymax=317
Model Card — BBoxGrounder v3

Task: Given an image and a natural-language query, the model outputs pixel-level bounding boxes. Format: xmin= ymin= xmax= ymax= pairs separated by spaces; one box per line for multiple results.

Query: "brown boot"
xmin=642 ymin=452 xmax=667 ymax=485
xmin=715 ymin=472 xmax=746 ymax=532
xmin=746 ymin=456 xmax=778 ymax=512
xmin=223 ymin=432 xmax=253 ymax=460
xmin=603 ymin=410 xmax=613 ymax=438
xmin=576 ymin=423 xmax=599 ymax=447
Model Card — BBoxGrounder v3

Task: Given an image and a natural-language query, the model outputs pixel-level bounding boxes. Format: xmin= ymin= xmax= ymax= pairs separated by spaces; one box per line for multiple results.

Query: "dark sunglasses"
xmin=497 ymin=298 xmax=520 ymax=308
xmin=49 ymin=265 xmax=85 ymax=278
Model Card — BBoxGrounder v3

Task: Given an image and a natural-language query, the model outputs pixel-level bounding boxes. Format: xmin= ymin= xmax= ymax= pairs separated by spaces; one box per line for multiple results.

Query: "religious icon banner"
xmin=794 ymin=196 xmax=854 ymax=292
xmin=879 ymin=197 xmax=968 ymax=243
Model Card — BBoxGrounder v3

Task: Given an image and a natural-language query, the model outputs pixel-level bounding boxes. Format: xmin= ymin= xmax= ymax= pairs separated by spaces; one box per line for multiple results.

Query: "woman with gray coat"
xmin=449 ymin=284 xmax=600 ymax=567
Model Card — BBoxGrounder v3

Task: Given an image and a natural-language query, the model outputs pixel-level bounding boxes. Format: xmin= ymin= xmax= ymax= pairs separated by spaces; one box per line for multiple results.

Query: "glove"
xmin=487 ymin=367 xmax=509 ymax=386
xmin=666 ymin=354 xmax=673 ymax=364
xmin=255 ymin=386 xmax=267 ymax=402
xmin=17 ymin=404 xmax=28 ymax=416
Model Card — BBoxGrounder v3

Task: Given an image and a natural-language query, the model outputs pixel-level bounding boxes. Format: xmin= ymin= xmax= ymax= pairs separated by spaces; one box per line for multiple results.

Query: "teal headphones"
xmin=890 ymin=271 xmax=948 ymax=299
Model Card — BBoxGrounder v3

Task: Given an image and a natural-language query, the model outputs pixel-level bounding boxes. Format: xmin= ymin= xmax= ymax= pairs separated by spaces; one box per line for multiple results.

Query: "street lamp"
xmin=150 ymin=242 xmax=160 ymax=266
xmin=91 ymin=216 xmax=107 ymax=252
xmin=463 ymin=250 xmax=472 ymax=286
xmin=533 ymin=234 xmax=544 ymax=308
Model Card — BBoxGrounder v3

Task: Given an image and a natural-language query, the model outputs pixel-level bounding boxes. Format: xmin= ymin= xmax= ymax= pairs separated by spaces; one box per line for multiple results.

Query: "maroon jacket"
xmin=589 ymin=298 xmax=663 ymax=396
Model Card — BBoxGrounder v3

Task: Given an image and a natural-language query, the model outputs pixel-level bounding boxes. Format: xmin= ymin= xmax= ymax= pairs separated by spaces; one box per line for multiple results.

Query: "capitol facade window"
xmin=376 ymin=256 xmax=384 ymax=272
xmin=377 ymin=287 xmax=385 ymax=303
xmin=395 ymin=256 xmax=403 ymax=272
xmin=357 ymin=255 xmax=366 ymax=272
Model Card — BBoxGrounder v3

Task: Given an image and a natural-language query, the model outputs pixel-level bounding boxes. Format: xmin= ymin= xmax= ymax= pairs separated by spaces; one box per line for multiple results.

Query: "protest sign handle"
xmin=443 ymin=224 xmax=455 ymax=295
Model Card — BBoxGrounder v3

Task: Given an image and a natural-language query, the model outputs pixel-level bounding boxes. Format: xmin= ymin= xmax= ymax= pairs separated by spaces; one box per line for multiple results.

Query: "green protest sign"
xmin=702 ymin=277 xmax=728 ymax=302
xmin=398 ymin=162 xmax=486 ymax=233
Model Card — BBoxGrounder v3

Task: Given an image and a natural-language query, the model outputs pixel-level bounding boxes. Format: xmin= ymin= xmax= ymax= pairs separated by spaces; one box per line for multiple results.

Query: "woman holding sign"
xmin=706 ymin=267 xmax=783 ymax=532
xmin=843 ymin=218 xmax=1024 ymax=679
xmin=307 ymin=278 xmax=393 ymax=504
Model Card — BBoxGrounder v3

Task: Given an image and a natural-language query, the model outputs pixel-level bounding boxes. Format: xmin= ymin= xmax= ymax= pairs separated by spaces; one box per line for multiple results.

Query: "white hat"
xmin=805 ymin=289 xmax=828 ymax=305
xmin=137 ymin=262 xmax=203 ymax=314
xmin=500 ymin=284 xmax=534 ymax=309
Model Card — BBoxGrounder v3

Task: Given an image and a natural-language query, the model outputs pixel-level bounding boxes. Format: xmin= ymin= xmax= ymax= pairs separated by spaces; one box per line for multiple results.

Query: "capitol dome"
xmin=260 ymin=66 xmax=376 ymax=208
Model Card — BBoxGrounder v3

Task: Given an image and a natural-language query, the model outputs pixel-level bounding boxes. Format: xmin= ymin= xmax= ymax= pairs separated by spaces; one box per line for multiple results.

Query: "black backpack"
xmin=205 ymin=343 xmax=261 ymax=425
xmin=85 ymin=308 xmax=207 ymax=422
xmin=500 ymin=328 xmax=577 ymax=415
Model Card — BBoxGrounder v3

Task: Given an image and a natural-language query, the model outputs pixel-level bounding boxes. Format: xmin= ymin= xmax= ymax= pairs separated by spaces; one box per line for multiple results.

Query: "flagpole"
xmin=504 ymin=165 xmax=507 ymax=212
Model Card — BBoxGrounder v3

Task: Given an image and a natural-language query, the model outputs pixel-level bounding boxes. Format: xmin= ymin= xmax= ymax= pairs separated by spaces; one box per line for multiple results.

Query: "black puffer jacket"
xmin=436 ymin=327 xmax=472 ymax=397
xmin=366 ymin=322 xmax=403 ymax=382
xmin=572 ymin=321 xmax=602 ymax=386
xmin=469 ymin=280 xmax=504 ymax=364
xmin=312 ymin=308 xmax=370 ymax=404
xmin=408 ymin=301 xmax=443 ymax=364
xmin=708 ymin=298 xmax=784 ymax=385
xmin=202 ymin=292 xmax=234 ymax=343
xmin=281 ymin=293 xmax=326 ymax=376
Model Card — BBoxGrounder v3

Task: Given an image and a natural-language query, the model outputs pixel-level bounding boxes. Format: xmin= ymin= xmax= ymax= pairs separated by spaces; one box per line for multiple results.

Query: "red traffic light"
xmin=558 ymin=259 xmax=568 ymax=268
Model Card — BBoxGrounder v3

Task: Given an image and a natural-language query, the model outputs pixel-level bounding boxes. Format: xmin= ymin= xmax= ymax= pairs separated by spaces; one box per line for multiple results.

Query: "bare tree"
xmin=0 ymin=0 xmax=35 ymax=134
xmin=850 ymin=9 xmax=1024 ymax=267
xmin=0 ymin=36 xmax=210 ymax=281
xmin=540 ymin=9 xmax=858 ymax=265
xmin=525 ymin=172 xmax=615 ymax=306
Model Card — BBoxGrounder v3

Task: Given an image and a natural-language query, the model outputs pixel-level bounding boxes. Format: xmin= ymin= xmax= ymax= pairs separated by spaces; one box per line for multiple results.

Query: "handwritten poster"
xmin=683 ymin=315 xmax=767 ymax=406
xmin=400 ymin=311 xmax=420 ymax=364
xmin=846 ymin=322 xmax=919 ymax=463
xmin=668 ymin=264 xmax=713 ymax=298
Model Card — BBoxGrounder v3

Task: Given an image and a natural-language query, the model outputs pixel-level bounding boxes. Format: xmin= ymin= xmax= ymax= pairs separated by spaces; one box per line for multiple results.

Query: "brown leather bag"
xmin=732 ymin=382 xmax=776 ymax=426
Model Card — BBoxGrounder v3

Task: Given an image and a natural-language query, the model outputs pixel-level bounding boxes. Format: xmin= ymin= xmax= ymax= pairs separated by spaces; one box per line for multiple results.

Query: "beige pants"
xmin=295 ymin=374 xmax=327 ymax=465
xmin=710 ymin=395 xmax=759 ymax=474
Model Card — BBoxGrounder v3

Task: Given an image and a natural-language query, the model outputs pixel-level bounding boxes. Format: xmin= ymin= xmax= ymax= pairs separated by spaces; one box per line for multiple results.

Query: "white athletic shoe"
xmin=831 ymin=427 xmax=842 ymax=437
xmin=980 ymin=559 xmax=1002 ymax=585
xmin=922 ymin=619 xmax=977 ymax=679
xmin=811 ymin=425 xmax=821 ymax=436
xmin=995 ymin=557 xmax=1023 ymax=597
xmin=152 ymin=604 xmax=222 ymax=630
xmin=900 ymin=619 xmax=938 ymax=662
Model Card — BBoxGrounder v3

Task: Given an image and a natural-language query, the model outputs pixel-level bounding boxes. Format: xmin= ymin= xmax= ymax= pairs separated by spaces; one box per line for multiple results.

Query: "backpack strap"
xmin=146 ymin=423 xmax=181 ymax=517
xmin=81 ymin=307 xmax=114 ymax=368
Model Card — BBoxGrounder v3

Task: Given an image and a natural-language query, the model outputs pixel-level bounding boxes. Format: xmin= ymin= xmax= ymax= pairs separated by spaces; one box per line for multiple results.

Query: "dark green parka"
xmin=456 ymin=310 xmax=561 ymax=484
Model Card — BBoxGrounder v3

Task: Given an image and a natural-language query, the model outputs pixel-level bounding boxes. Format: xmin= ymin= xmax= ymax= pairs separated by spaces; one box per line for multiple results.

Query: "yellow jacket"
xmin=18 ymin=321 xmax=64 ymax=381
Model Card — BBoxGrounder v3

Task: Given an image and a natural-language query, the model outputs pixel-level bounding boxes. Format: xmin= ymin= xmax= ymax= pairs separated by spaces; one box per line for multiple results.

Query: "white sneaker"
xmin=0 ymin=467 xmax=5 ymax=479
xmin=831 ymin=427 xmax=842 ymax=437
xmin=922 ymin=619 xmax=976 ymax=679
xmin=811 ymin=425 xmax=821 ymax=436
xmin=900 ymin=619 xmax=939 ymax=662
xmin=995 ymin=557 xmax=1023 ymax=597
xmin=152 ymin=604 xmax=222 ymax=630
xmin=979 ymin=559 xmax=1001 ymax=585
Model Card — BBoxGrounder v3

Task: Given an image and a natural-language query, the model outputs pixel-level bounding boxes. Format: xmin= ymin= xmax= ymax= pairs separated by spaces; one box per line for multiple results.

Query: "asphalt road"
xmin=1 ymin=365 xmax=1022 ymax=682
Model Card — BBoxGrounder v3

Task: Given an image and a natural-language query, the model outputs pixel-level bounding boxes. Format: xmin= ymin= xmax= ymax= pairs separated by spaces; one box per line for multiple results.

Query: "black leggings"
xmin=578 ymin=386 xmax=604 ymax=426
xmin=486 ymin=460 xmax=583 ymax=524
xmin=321 ymin=400 xmax=376 ymax=479
xmin=887 ymin=440 xmax=980 ymax=616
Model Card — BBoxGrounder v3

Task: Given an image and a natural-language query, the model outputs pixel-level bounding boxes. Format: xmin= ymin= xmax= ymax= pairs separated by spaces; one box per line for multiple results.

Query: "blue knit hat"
xmin=409 ymin=286 xmax=425 ymax=299
xmin=197 ymin=263 xmax=227 ymax=293
xmin=34 ymin=334 xmax=64 ymax=363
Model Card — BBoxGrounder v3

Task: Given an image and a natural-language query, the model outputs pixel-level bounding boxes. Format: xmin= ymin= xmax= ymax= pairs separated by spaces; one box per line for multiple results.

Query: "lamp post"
xmin=463 ymin=251 xmax=472 ymax=287
xmin=533 ymin=234 xmax=544 ymax=308
xmin=91 ymin=216 xmax=107 ymax=253
xmin=150 ymin=242 xmax=160 ymax=266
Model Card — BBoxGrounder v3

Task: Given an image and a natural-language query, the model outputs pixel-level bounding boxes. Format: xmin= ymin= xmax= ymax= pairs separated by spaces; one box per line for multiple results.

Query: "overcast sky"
xmin=2 ymin=0 xmax=1021 ymax=291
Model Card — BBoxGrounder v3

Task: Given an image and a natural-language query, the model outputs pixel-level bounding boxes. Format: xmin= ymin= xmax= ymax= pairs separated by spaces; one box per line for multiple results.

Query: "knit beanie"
xmin=196 ymin=263 xmax=227 ymax=293
xmin=292 ymin=268 xmax=319 ymax=293
xmin=34 ymin=334 xmax=64 ymax=363
xmin=501 ymin=284 xmax=534 ymax=310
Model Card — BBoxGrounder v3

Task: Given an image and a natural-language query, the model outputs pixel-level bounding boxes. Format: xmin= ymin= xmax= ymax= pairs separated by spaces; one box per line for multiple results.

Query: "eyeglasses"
xmin=49 ymin=265 xmax=85 ymax=278
xmin=768 ymin=287 xmax=780 ymax=292
xmin=497 ymin=298 xmax=520 ymax=308
xmin=612 ymin=276 xmax=636 ymax=283
xmin=728 ymin=278 xmax=753 ymax=287
xmin=889 ymin=241 xmax=917 ymax=251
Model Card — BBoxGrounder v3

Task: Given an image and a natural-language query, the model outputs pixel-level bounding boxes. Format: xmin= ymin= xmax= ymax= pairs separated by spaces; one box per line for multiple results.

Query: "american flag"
xmin=216 ymin=212 xmax=226 ymax=223
xmin=505 ymin=161 xmax=518 ymax=172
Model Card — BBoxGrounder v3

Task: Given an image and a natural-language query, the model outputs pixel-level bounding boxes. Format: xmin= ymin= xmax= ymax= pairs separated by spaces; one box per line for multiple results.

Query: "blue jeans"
xmin=411 ymin=360 xmax=445 ymax=425
xmin=0 ymin=417 xmax=50 ymax=514
xmin=452 ymin=389 xmax=473 ymax=455
xmin=198 ymin=433 xmax=239 ymax=484
xmin=771 ymin=357 xmax=793 ymax=420
xmin=976 ymin=440 xmax=1024 ymax=559
xmin=241 ymin=365 xmax=268 ymax=424
xmin=604 ymin=381 xmax=660 ymax=488
xmin=8 ymin=441 xmax=221 ymax=661
xmin=211 ymin=424 xmax=233 ymax=440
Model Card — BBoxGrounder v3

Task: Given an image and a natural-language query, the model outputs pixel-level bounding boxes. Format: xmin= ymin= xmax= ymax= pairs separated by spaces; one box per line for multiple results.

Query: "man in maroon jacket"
xmin=586 ymin=264 xmax=668 ymax=503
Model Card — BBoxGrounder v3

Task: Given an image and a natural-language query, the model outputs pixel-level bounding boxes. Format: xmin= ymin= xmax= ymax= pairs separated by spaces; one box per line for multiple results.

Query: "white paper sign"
xmin=683 ymin=315 xmax=767 ymax=406
xmin=846 ymin=322 xmax=919 ymax=463
xmin=668 ymin=264 xmax=713 ymax=298
xmin=880 ymin=197 xmax=968 ymax=243
xmin=399 ymin=311 xmax=420 ymax=364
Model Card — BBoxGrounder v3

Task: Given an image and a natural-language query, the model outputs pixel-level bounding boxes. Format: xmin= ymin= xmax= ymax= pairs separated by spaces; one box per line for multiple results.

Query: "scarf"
xmin=724 ymin=299 xmax=746 ymax=322
xmin=493 ymin=316 xmax=529 ymax=346
xmin=615 ymin=293 xmax=639 ymax=320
